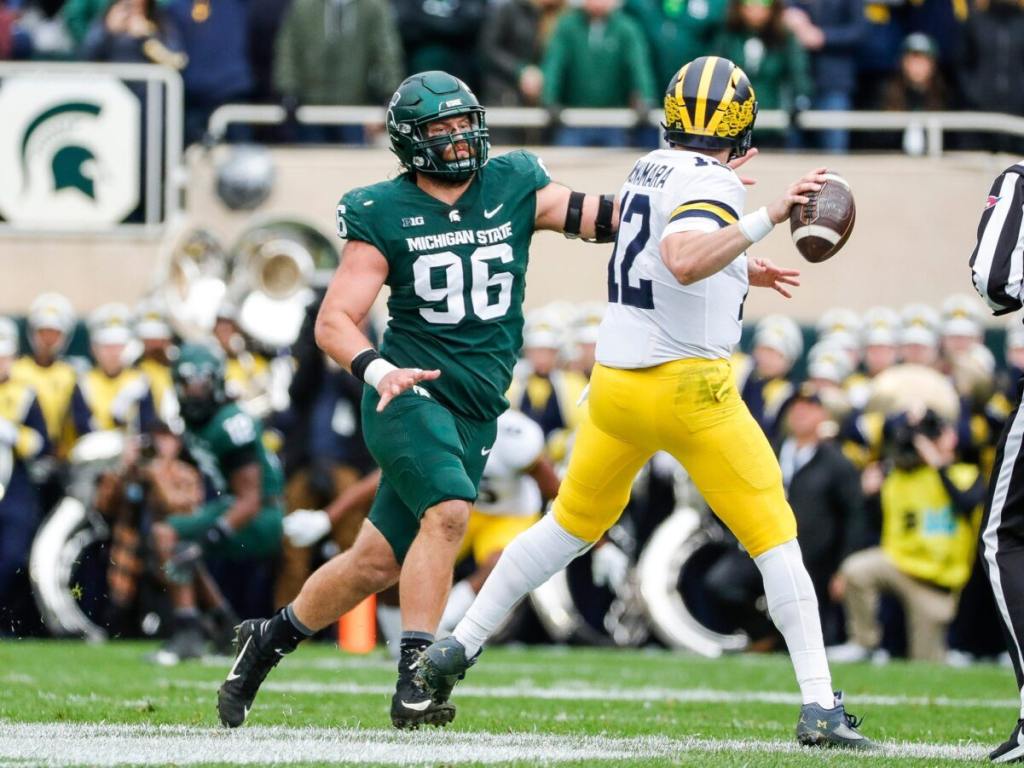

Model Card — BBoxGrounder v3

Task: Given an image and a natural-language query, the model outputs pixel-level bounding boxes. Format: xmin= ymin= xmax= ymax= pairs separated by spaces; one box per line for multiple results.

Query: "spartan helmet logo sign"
xmin=0 ymin=75 xmax=140 ymax=228
xmin=449 ymin=210 xmax=461 ymax=223
xmin=20 ymin=103 xmax=101 ymax=199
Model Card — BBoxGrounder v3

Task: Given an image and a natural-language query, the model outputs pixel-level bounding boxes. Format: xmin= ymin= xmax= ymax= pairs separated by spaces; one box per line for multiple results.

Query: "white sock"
xmin=439 ymin=580 xmax=476 ymax=636
xmin=454 ymin=514 xmax=590 ymax=656
xmin=376 ymin=604 xmax=402 ymax=659
xmin=753 ymin=539 xmax=834 ymax=709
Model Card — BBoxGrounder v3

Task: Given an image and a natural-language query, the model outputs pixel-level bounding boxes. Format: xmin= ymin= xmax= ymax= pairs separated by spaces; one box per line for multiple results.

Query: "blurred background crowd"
xmin=0 ymin=277 xmax=1016 ymax=668
xmin=2 ymin=0 xmax=1023 ymax=150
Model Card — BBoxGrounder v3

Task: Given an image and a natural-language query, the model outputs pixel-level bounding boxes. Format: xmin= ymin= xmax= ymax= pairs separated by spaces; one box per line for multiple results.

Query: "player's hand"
xmin=747 ymin=257 xmax=801 ymax=298
xmin=727 ymin=147 xmax=759 ymax=186
xmin=766 ymin=168 xmax=828 ymax=224
xmin=283 ymin=509 xmax=332 ymax=547
xmin=376 ymin=367 xmax=441 ymax=412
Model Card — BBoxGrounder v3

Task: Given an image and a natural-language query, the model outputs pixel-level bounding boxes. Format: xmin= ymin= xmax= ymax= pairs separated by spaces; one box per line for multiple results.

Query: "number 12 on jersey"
xmin=607 ymin=192 xmax=654 ymax=309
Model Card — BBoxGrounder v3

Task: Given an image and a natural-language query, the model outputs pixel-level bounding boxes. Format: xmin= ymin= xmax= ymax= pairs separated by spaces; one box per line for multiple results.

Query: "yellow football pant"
xmin=457 ymin=510 xmax=542 ymax=564
xmin=553 ymin=359 xmax=797 ymax=557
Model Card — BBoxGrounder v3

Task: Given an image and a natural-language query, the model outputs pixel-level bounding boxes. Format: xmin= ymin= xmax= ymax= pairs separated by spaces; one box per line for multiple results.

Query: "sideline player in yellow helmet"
xmin=12 ymin=293 xmax=78 ymax=457
xmin=419 ymin=56 xmax=873 ymax=749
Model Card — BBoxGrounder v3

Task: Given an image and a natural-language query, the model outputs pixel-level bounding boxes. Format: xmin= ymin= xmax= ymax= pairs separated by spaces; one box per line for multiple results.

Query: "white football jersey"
xmin=596 ymin=148 xmax=749 ymax=368
xmin=475 ymin=409 xmax=545 ymax=517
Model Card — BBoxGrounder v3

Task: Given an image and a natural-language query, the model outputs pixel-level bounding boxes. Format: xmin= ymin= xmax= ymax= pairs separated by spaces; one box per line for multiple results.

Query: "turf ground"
xmin=0 ymin=640 xmax=1016 ymax=766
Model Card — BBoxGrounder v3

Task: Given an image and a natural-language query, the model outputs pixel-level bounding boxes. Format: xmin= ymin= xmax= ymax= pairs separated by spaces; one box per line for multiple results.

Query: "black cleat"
xmin=415 ymin=635 xmax=478 ymax=703
xmin=216 ymin=618 xmax=286 ymax=728
xmin=390 ymin=647 xmax=455 ymax=730
xmin=796 ymin=691 xmax=874 ymax=750
xmin=149 ymin=624 xmax=207 ymax=666
xmin=991 ymin=719 xmax=1024 ymax=763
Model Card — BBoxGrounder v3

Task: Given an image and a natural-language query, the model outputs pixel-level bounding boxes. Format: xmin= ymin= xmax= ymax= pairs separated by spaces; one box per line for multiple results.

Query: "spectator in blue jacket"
xmin=784 ymin=0 xmax=866 ymax=151
xmin=165 ymin=0 xmax=254 ymax=145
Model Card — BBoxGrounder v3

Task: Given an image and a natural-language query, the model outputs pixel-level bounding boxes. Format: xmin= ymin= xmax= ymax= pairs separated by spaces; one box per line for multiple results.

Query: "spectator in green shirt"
xmin=541 ymin=0 xmax=657 ymax=146
xmin=711 ymin=0 xmax=812 ymax=146
xmin=623 ymin=0 xmax=726 ymax=93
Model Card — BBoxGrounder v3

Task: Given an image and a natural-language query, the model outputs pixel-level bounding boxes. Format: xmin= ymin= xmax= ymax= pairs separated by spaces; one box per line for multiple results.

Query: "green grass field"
xmin=0 ymin=639 xmax=1017 ymax=766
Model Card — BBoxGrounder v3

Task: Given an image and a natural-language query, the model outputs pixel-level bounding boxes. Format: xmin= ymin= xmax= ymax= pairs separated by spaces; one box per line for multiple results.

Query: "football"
xmin=789 ymin=171 xmax=856 ymax=263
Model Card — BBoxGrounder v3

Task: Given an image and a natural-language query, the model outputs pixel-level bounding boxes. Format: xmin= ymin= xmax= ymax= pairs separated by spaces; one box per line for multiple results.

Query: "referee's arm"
xmin=970 ymin=164 xmax=1024 ymax=315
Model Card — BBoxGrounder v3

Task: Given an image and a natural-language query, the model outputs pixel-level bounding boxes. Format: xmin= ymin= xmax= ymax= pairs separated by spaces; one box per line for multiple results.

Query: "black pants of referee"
xmin=981 ymin=390 xmax=1024 ymax=720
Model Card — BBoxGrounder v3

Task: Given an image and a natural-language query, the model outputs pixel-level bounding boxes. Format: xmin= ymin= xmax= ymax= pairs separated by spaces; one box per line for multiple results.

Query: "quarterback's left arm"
xmin=534 ymin=182 xmax=620 ymax=243
xmin=747 ymin=257 xmax=801 ymax=298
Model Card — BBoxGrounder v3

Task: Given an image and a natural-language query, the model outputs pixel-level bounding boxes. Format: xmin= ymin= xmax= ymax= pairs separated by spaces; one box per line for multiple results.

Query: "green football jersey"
xmin=183 ymin=402 xmax=284 ymax=504
xmin=336 ymin=150 xmax=551 ymax=421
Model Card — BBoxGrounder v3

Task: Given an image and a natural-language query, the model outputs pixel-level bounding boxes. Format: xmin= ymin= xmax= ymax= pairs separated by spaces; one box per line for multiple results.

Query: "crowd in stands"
xmin=0 ymin=284 xmax=1016 ymax=667
xmin=1 ymin=0 xmax=1022 ymax=149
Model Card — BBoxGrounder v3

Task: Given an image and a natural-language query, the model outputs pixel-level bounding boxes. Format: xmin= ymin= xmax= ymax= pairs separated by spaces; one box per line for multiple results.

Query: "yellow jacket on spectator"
xmin=881 ymin=463 xmax=981 ymax=591
xmin=11 ymin=357 xmax=77 ymax=456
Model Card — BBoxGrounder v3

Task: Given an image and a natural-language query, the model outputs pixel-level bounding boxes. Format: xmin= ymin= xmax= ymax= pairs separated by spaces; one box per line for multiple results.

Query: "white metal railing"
xmin=208 ymin=104 xmax=1024 ymax=157
xmin=0 ymin=61 xmax=184 ymax=236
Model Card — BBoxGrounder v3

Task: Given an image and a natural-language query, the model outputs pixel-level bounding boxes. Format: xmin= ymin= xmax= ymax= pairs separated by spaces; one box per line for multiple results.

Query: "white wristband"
xmin=364 ymin=357 xmax=398 ymax=389
xmin=737 ymin=206 xmax=774 ymax=244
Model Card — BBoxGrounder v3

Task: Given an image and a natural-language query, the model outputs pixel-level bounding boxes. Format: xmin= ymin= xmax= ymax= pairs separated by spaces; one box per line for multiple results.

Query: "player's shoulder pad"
xmin=664 ymin=154 xmax=744 ymax=225
xmin=336 ymin=180 xmax=396 ymax=243
xmin=496 ymin=409 xmax=546 ymax=470
xmin=490 ymin=150 xmax=551 ymax=190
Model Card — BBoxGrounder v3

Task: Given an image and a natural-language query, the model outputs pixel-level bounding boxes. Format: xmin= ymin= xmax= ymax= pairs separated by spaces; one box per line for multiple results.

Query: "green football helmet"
xmin=387 ymin=71 xmax=490 ymax=182
xmin=172 ymin=342 xmax=227 ymax=425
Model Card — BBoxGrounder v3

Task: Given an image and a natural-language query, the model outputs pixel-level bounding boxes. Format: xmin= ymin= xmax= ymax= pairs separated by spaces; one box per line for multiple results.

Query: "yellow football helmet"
xmin=662 ymin=56 xmax=757 ymax=159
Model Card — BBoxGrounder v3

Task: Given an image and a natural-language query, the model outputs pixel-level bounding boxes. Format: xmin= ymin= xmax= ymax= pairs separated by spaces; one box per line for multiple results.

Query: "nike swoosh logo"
xmin=226 ymin=636 xmax=252 ymax=681
xmin=400 ymin=699 xmax=433 ymax=711
xmin=481 ymin=447 xmax=491 ymax=455
xmin=483 ymin=204 xmax=503 ymax=219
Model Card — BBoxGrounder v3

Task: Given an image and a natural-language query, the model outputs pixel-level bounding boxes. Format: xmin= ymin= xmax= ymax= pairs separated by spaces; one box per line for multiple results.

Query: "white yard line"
xmin=169 ymin=679 xmax=1022 ymax=711
xmin=0 ymin=722 xmax=991 ymax=765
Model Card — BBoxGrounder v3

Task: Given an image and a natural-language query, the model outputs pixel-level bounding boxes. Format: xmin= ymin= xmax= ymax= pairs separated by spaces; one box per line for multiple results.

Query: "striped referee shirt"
xmin=971 ymin=161 xmax=1024 ymax=315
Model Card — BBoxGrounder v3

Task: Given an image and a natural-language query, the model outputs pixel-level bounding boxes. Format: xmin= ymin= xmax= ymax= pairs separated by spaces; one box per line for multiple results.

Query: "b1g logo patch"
xmin=402 ymin=216 xmax=425 ymax=228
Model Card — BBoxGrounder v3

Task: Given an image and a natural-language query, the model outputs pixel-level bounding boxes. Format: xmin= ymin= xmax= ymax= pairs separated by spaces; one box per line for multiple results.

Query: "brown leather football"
xmin=789 ymin=171 xmax=856 ymax=263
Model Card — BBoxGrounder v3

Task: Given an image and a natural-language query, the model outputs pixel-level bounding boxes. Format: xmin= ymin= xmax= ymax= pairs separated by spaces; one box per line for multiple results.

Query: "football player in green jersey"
xmin=151 ymin=344 xmax=284 ymax=665
xmin=217 ymin=70 xmax=619 ymax=730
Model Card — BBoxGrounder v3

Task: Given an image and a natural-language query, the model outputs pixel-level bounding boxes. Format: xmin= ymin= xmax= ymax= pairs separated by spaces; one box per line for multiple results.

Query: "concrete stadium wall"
xmin=0 ymin=147 xmax=1015 ymax=322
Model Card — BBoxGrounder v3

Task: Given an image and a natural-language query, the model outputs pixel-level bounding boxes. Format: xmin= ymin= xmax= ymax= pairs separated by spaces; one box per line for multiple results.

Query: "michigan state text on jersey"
xmin=217 ymin=69 xmax=621 ymax=732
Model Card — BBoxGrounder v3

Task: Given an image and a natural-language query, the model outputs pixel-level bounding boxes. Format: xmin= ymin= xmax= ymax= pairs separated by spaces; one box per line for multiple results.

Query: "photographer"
xmin=829 ymin=410 xmax=984 ymax=662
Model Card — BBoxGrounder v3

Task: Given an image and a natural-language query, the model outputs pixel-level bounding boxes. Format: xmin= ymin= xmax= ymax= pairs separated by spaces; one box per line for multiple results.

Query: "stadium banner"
xmin=0 ymin=63 xmax=184 ymax=234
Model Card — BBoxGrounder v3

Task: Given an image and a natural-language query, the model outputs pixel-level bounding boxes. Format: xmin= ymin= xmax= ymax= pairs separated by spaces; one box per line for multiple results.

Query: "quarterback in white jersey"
xmin=597 ymin=149 xmax=749 ymax=367
xmin=421 ymin=55 xmax=873 ymax=751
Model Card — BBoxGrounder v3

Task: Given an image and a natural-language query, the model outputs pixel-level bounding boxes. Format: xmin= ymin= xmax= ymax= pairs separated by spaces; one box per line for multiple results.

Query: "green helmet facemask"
xmin=172 ymin=343 xmax=227 ymax=425
xmin=387 ymin=71 xmax=490 ymax=182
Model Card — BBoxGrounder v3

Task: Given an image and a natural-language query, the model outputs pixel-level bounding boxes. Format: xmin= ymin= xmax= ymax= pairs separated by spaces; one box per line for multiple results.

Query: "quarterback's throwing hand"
xmin=767 ymin=167 xmax=828 ymax=224
xmin=748 ymin=257 xmax=801 ymax=298
xmin=376 ymin=367 xmax=441 ymax=411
